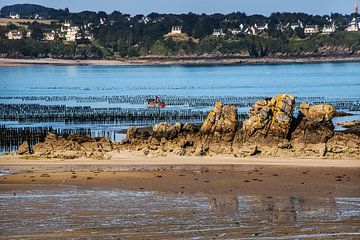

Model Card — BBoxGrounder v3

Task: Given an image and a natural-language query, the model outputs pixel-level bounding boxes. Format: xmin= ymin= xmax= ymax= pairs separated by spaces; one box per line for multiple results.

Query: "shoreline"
xmin=1 ymin=152 xmax=360 ymax=168
xmin=1 ymin=153 xmax=359 ymax=197
xmin=1 ymin=55 xmax=360 ymax=66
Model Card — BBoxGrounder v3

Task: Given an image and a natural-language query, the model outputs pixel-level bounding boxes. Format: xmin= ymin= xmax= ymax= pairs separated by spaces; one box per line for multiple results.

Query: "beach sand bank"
xmin=1 ymin=55 xmax=360 ymax=66
xmin=1 ymin=153 xmax=360 ymax=239
xmin=1 ymin=152 xmax=359 ymax=197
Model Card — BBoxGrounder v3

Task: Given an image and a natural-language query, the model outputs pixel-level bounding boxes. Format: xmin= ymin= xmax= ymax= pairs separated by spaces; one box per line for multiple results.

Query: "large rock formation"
xmin=200 ymin=102 xmax=238 ymax=142
xmin=240 ymin=94 xmax=295 ymax=144
xmin=28 ymin=132 xmax=114 ymax=159
xmin=291 ymin=104 xmax=336 ymax=144
xmin=153 ymin=122 xmax=182 ymax=139
xmin=14 ymin=94 xmax=360 ymax=160
xmin=17 ymin=141 xmax=32 ymax=155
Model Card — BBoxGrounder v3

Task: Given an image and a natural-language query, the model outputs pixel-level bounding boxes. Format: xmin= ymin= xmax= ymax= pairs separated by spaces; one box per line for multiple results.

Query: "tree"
xmin=31 ymin=27 xmax=44 ymax=40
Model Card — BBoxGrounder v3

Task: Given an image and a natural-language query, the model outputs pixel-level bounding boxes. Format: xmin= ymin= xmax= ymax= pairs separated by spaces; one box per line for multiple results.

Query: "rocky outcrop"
xmin=122 ymin=94 xmax=359 ymax=159
xmin=200 ymin=102 xmax=238 ymax=142
xmin=17 ymin=141 xmax=31 ymax=155
xmin=153 ymin=122 xmax=182 ymax=139
xmin=15 ymin=94 xmax=360 ymax=160
xmin=27 ymin=132 xmax=114 ymax=159
xmin=291 ymin=104 xmax=336 ymax=144
xmin=240 ymin=94 xmax=295 ymax=144
xmin=326 ymin=132 xmax=360 ymax=158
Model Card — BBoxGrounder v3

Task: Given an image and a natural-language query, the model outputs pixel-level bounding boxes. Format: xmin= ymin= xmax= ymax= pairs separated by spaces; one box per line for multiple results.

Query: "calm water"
xmin=1 ymin=62 xmax=360 ymax=98
xmin=0 ymin=186 xmax=359 ymax=239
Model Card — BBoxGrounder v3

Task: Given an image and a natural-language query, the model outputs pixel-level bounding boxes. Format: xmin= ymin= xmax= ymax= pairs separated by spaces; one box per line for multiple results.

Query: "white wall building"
xmin=169 ymin=26 xmax=182 ymax=35
xmin=44 ymin=31 xmax=56 ymax=41
xmin=6 ymin=30 xmax=23 ymax=40
xmin=322 ymin=23 xmax=336 ymax=34
xmin=9 ymin=13 xmax=20 ymax=19
xmin=304 ymin=25 xmax=319 ymax=35
xmin=255 ymin=23 xmax=268 ymax=31
xmin=229 ymin=28 xmax=241 ymax=35
xmin=346 ymin=17 xmax=360 ymax=31
xmin=61 ymin=21 xmax=80 ymax=42
xmin=289 ymin=20 xmax=304 ymax=30
xmin=212 ymin=29 xmax=225 ymax=37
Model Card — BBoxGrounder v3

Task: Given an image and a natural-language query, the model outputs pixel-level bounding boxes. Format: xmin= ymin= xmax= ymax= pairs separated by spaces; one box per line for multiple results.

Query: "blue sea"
xmin=1 ymin=62 xmax=360 ymax=98
xmin=0 ymin=62 xmax=359 ymax=150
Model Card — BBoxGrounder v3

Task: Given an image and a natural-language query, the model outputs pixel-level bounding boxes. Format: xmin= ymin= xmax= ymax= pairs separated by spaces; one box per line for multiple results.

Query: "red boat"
xmin=146 ymin=96 xmax=166 ymax=108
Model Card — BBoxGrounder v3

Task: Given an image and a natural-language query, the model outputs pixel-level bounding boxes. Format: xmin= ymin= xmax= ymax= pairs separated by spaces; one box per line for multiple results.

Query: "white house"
xmin=61 ymin=21 xmax=80 ymax=42
xmin=43 ymin=31 xmax=56 ymax=41
xmin=212 ymin=29 xmax=225 ymax=37
xmin=244 ymin=26 xmax=259 ymax=35
xmin=346 ymin=17 xmax=360 ymax=32
xmin=322 ymin=23 xmax=336 ymax=34
xmin=25 ymin=30 xmax=32 ymax=38
xmin=276 ymin=23 xmax=286 ymax=31
xmin=304 ymin=25 xmax=319 ymax=35
xmin=255 ymin=23 xmax=268 ymax=31
xmin=6 ymin=30 xmax=23 ymax=40
xmin=169 ymin=26 xmax=182 ymax=35
xmin=9 ymin=12 xmax=20 ymax=19
xmin=289 ymin=21 xmax=303 ymax=30
xmin=229 ymin=28 xmax=241 ymax=35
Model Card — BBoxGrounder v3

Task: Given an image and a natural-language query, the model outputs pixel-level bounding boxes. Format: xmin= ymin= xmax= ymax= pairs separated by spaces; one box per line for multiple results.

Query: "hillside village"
xmin=2 ymin=11 xmax=360 ymax=42
xmin=0 ymin=3 xmax=360 ymax=58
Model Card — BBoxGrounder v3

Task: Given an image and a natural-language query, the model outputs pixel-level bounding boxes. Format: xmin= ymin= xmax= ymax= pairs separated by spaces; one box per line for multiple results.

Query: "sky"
xmin=0 ymin=0 xmax=357 ymax=16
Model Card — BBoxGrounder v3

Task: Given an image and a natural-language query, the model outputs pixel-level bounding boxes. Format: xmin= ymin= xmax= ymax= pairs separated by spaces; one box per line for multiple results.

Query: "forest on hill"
xmin=0 ymin=4 xmax=359 ymax=59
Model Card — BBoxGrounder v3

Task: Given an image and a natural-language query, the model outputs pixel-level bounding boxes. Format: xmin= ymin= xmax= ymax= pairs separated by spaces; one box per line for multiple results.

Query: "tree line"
xmin=0 ymin=4 xmax=359 ymax=59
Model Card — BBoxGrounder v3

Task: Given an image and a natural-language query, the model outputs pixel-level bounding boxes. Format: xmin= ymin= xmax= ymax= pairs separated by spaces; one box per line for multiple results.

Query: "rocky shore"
xmin=14 ymin=94 xmax=360 ymax=160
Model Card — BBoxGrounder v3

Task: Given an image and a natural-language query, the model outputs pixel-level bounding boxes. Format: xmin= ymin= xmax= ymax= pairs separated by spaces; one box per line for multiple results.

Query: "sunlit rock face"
xmin=200 ymin=102 xmax=238 ymax=142
xmin=291 ymin=104 xmax=336 ymax=144
xmin=240 ymin=94 xmax=295 ymax=144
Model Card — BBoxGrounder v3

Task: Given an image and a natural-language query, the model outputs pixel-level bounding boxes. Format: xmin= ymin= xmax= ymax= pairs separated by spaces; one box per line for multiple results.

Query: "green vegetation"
xmin=0 ymin=4 xmax=359 ymax=59
xmin=0 ymin=39 xmax=108 ymax=59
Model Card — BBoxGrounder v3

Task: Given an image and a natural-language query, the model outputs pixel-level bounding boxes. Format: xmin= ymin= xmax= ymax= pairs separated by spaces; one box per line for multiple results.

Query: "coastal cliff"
xmin=16 ymin=94 xmax=360 ymax=160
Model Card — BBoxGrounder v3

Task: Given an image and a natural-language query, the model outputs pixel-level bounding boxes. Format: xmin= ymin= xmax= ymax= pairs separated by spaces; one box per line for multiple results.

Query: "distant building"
xmin=346 ymin=0 xmax=360 ymax=31
xmin=212 ymin=29 xmax=225 ymax=37
xmin=61 ymin=21 xmax=80 ymax=42
xmin=304 ymin=25 xmax=319 ymax=35
xmin=244 ymin=26 xmax=259 ymax=35
xmin=255 ymin=23 xmax=268 ymax=31
xmin=25 ymin=30 xmax=32 ymax=38
xmin=322 ymin=23 xmax=336 ymax=34
xmin=43 ymin=31 xmax=56 ymax=41
xmin=229 ymin=28 xmax=241 ymax=35
xmin=6 ymin=30 xmax=23 ymax=40
xmin=9 ymin=12 xmax=20 ymax=19
xmin=276 ymin=23 xmax=286 ymax=31
xmin=346 ymin=17 xmax=360 ymax=32
xmin=289 ymin=21 xmax=303 ymax=30
xmin=169 ymin=26 xmax=182 ymax=35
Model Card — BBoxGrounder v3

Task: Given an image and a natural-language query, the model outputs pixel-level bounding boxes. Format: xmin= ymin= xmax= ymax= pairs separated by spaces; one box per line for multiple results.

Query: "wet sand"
xmin=1 ymin=163 xmax=360 ymax=197
xmin=1 ymin=154 xmax=360 ymax=239
xmin=1 ymin=55 xmax=360 ymax=66
xmin=1 ymin=152 xmax=360 ymax=196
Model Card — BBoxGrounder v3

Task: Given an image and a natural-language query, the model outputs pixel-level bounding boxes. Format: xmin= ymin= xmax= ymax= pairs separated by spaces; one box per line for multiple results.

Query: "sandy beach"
xmin=1 ymin=153 xmax=360 ymax=239
xmin=1 ymin=152 xmax=360 ymax=196
xmin=1 ymin=55 xmax=360 ymax=66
